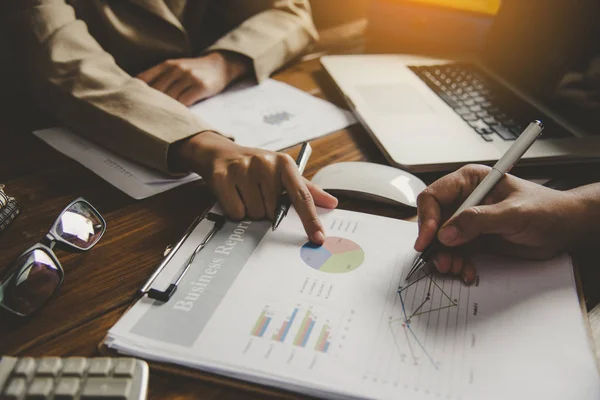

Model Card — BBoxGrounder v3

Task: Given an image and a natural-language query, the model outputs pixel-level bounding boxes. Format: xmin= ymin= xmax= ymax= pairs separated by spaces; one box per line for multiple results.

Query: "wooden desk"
xmin=0 ymin=56 xmax=404 ymax=399
xmin=1 ymin=56 xmax=599 ymax=400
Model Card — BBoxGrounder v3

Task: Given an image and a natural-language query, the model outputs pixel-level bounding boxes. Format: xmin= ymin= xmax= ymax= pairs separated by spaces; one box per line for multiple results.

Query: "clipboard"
xmin=97 ymin=207 xmax=303 ymax=399
xmin=139 ymin=211 xmax=225 ymax=302
xmin=97 ymin=256 xmax=600 ymax=399
xmin=96 ymin=206 xmax=600 ymax=399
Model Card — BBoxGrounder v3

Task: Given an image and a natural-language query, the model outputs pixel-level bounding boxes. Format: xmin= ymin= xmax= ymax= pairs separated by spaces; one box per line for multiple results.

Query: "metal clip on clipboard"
xmin=139 ymin=212 xmax=226 ymax=302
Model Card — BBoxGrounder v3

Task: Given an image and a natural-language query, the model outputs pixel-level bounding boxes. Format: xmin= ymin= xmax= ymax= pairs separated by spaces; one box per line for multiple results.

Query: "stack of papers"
xmin=33 ymin=128 xmax=200 ymax=199
xmin=34 ymin=79 xmax=356 ymax=199
xmin=105 ymin=207 xmax=600 ymax=399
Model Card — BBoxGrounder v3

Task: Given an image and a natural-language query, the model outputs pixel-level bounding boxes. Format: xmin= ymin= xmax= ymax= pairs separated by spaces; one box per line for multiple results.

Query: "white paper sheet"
xmin=33 ymin=79 xmax=355 ymax=199
xmin=190 ymin=79 xmax=356 ymax=151
xmin=33 ymin=128 xmax=200 ymax=200
xmin=106 ymin=208 xmax=600 ymax=400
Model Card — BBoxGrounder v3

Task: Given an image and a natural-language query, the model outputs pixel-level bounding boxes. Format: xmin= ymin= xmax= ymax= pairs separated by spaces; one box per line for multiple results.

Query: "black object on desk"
xmin=0 ymin=185 xmax=19 ymax=234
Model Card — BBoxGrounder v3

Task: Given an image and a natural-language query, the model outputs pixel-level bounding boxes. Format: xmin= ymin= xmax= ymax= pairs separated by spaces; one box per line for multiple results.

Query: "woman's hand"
xmin=137 ymin=51 xmax=250 ymax=106
xmin=415 ymin=164 xmax=589 ymax=284
xmin=172 ymin=132 xmax=338 ymax=245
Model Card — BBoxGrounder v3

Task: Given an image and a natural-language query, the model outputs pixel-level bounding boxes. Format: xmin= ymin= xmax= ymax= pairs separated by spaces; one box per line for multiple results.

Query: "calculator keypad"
xmin=3 ymin=378 xmax=26 ymax=399
xmin=0 ymin=357 xmax=148 ymax=400
xmin=62 ymin=359 xmax=88 ymax=377
xmin=14 ymin=359 xmax=35 ymax=380
xmin=55 ymin=378 xmax=80 ymax=398
xmin=87 ymin=359 xmax=113 ymax=376
xmin=36 ymin=358 xmax=62 ymax=376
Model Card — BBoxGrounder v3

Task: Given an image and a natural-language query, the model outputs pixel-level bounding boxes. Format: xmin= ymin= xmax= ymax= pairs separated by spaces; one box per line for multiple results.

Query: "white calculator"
xmin=0 ymin=356 xmax=149 ymax=400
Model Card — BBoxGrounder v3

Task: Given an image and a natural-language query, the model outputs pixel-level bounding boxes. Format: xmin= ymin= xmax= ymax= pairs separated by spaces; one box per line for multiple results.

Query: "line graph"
xmin=359 ymin=259 xmax=470 ymax=395
xmin=399 ymin=271 xmax=458 ymax=321
xmin=334 ymin=254 xmax=476 ymax=394
xmin=393 ymin=271 xmax=459 ymax=369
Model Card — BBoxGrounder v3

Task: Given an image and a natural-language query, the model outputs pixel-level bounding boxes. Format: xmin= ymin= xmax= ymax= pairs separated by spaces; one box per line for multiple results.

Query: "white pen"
xmin=406 ymin=120 xmax=544 ymax=281
xmin=272 ymin=142 xmax=313 ymax=230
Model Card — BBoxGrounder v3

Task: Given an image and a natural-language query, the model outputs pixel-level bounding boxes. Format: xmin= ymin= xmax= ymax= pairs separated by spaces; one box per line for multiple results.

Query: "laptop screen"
xmin=483 ymin=0 xmax=600 ymax=100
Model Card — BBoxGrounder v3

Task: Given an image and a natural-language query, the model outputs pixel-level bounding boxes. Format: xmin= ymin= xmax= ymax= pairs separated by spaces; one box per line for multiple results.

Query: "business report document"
xmin=105 ymin=208 xmax=600 ymax=399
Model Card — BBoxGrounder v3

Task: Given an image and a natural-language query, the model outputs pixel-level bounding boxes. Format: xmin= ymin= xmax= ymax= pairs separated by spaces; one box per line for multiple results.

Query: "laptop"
xmin=321 ymin=0 xmax=600 ymax=172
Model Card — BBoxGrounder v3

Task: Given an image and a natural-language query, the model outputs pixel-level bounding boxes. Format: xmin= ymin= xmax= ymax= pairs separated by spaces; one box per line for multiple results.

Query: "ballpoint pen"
xmin=272 ymin=142 xmax=312 ymax=230
xmin=406 ymin=120 xmax=545 ymax=281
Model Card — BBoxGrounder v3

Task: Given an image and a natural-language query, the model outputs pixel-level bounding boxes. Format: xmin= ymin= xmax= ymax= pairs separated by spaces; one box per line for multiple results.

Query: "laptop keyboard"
xmin=409 ymin=63 xmax=571 ymax=141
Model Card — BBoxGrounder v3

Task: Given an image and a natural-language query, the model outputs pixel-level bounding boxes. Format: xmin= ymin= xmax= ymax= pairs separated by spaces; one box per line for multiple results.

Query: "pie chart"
xmin=300 ymin=237 xmax=365 ymax=273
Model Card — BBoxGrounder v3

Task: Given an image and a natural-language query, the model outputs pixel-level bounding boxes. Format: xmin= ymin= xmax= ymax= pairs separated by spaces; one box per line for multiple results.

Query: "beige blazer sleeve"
xmin=5 ymin=0 xmax=317 ymax=176
xmin=6 ymin=0 xmax=208 ymax=176
xmin=206 ymin=0 xmax=319 ymax=82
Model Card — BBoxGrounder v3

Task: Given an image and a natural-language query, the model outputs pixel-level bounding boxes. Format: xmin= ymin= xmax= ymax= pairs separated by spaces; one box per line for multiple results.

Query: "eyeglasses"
xmin=0 ymin=198 xmax=106 ymax=316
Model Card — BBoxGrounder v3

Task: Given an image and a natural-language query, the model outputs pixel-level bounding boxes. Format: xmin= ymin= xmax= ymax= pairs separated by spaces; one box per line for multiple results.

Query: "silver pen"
xmin=406 ymin=120 xmax=544 ymax=281
xmin=272 ymin=142 xmax=312 ymax=230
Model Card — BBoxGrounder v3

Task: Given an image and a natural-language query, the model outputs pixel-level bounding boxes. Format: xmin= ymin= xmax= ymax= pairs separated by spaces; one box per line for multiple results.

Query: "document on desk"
xmin=105 ymin=208 xmax=600 ymax=400
xmin=189 ymin=79 xmax=356 ymax=151
xmin=32 ymin=128 xmax=200 ymax=200
xmin=33 ymin=79 xmax=355 ymax=199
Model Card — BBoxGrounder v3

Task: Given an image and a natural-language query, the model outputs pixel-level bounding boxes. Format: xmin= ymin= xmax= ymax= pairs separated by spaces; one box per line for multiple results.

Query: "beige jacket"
xmin=4 ymin=0 xmax=317 ymax=174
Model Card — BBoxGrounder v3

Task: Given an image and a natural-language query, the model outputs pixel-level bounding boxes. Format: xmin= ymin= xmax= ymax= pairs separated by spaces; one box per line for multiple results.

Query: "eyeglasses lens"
xmin=55 ymin=201 xmax=104 ymax=249
xmin=2 ymin=249 xmax=62 ymax=316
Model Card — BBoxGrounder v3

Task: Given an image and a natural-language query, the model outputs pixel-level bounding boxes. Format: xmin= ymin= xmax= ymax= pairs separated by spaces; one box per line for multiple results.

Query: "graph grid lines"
xmin=393 ymin=270 xmax=459 ymax=369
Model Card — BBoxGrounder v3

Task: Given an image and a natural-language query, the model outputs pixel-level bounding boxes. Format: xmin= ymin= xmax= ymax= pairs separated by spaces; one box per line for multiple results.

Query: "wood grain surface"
xmin=1 ymin=45 xmax=599 ymax=399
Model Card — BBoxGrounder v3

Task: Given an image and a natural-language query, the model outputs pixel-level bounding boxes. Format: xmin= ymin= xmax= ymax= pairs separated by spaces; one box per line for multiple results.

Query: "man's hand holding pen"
xmin=407 ymin=121 xmax=545 ymax=284
xmin=413 ymin=164 xmax=590 ymax=285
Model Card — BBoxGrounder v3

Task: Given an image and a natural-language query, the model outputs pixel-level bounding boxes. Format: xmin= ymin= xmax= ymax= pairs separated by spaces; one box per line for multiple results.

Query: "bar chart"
xmin=249 ymin=304 xmax=335 ymax=355
xmin=293 ymin=310 xmax=316 ymax=347
xmin=314 ymin=324 xmax=332 ymax=353
xmin=272 ymin=307 xmax=299 ymax=342
xmin=251 ymin=307 xmax=273 ymax=338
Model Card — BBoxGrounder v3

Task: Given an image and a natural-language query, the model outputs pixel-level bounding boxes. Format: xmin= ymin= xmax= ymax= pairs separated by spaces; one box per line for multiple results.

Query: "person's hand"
xmin=172 ymin=132 xmax=338 ymax=244
xmin=414 ymin=164 xmax=587 ymax=284
xmin=137 ymin=51 xmax=250 ymax=106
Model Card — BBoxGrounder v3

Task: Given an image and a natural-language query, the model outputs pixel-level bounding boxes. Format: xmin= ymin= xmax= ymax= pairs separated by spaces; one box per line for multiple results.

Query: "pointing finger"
xmin=280 ymin=156 xmax=324 ymax=244
xmin=305 ymin=179 xmax=338 ymax=209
